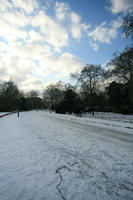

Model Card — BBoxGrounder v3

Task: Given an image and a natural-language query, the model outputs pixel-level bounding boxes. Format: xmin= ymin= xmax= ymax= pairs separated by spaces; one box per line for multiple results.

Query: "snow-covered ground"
xmin=83 ymin=112 xmax=133 ymax=123
xmin=0 ymin=112 xmax=9 ymax=116
xmin=50 ymin=111 xmax=133 ymax=135
xmin=0 ymin=111 xmax=133 ymax=200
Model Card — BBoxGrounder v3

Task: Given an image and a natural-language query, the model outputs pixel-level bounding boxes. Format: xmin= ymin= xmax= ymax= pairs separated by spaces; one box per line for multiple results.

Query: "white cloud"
xmin=111 ymin=17 xmax=122 ymax=29
xmin=32 ymin=11 xmax=69 ymax=51
xmin=0 ymin=0 xmax=13 ymax=12
xmin=89 ymin=41 xmax=99 ymax=51
xmin=0 ymin=18 xmax=28 ymax=42
xmin=1 ymin=10 xmax=30 ymax=28
xmin=71 ymin=24 xmax=82 ymax=39
xmin=87 ymin=17 xmax=122 ymax=50
xmin=12 ymin=0 xmax=38 ymax=14
xmin=0 ymin=55 xmax=9 ymax=81
xmin=28 ymin=30 xmax=43 ymax=42
xmin=38 ymin=53 xmax=84 ymax=77
xmin=55 ymin=2 xmax=90 ymax=40
xmin=0 ymin=0 xmax=38 ymax=14
xmin=0 ymin=0 xmax=86 ymax=91
xmin=109 ymin=0 xmax=133 ymax=14
xmin=1 ymin=55 xmax=34 ymax=78
xmin=19 ymin=77 xmax=45 ymax=92
xmin=0 ymin=0 xmax=115 ymax=91
xmin=59 ymin=53 xmax=84 ymax=74
xmin=70 ymin=12 xmax=90 ymax=40
xmin=87 ymin=17 xmax=122 ymax=48
xmin=0 ymin=53 xmax=42 ymax=91
xmin=7 ymin=42 xmax=52 ymax=60
xmin=0 ymin=0 xmax=89 ymax=50
xmin=70 ymin=12 xmax=81 ymax=24
xmin=0 ymin=42 xmax=8 ymax=52
xmin=55 ymin=1 xmax=69 ymax=21
xmin=88 ymin=22 xmax=117 ymax=44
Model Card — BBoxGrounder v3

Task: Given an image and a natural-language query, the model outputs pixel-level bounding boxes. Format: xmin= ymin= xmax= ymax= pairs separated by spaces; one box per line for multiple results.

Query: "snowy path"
xmin=0 ymin=111 xmax=133 ymax=200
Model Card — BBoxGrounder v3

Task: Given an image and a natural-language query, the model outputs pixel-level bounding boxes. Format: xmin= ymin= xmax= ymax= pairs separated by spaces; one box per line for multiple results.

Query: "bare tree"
xmin=122 ymin=15 xmax=133 ymax=40
xmin=107 ymin=47 xmax=133 ymax=83
xmin=42 ymin=81 xmax=65 ymax=110
xmin=71 ymin=64 xmax=105 ymax=112
xmin=107 ymin=47 xmax=133 ymax=110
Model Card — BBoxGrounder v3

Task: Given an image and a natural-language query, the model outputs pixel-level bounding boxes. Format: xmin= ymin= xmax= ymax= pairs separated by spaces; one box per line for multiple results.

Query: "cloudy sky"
xmin=0 ymin=0 xmax=132 ymax=91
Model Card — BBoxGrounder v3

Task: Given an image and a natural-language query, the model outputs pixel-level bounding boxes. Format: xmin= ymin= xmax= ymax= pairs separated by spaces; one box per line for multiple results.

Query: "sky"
xmin=0 ymin=0 xmax=133 ymax=92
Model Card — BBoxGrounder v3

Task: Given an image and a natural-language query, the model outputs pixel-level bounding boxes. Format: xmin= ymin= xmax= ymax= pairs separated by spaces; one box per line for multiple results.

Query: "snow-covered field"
xmin=0 ymin=111 xmax=133 ymax=200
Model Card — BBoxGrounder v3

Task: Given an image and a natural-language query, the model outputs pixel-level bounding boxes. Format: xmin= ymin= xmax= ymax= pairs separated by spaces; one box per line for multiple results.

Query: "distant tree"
xmin=0 ymin=83 xmax=4 ymax=111
xmin=42 ymin=81 xmax=65 ymax=110
xmin=107 ymin=47 xmax=133 ymax=82
xmin=71 ymin=64 xmax=105 ymax=112
xmin=25 ymin=90 xmax=42 ymax=110
xmin=27 ymin=90 xmax=39 ymax=98
xmin=16 ymin=92 xmax=27 ymax=111
xmin=106 ymin=81 xmax=129 ymax=113
xmin=95 ymin=92 xmax=108 ymax=110
xmin=107 ymin=47 xmax=133 ymax=112
xmin=0 ymin=81 xmax=20 ymax=111
xmin=122 ymin=15 xmax=133 ymax=40
xmin=55 ymin=86 xmax=83 ymax=114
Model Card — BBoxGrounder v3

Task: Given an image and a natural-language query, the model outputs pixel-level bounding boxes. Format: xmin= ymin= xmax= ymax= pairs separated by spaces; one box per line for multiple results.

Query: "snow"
xmin=48 ymin=111 xmax=133 ymax=135
xmin=0 ymin=110 xmax=133 ymax=200
xmin=0 ymin=112 xmax=9 ymax=116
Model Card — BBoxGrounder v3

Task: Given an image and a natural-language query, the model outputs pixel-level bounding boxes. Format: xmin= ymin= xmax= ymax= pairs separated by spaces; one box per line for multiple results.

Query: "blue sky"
xmin=0 ymin=0 xmax=132 ymax=91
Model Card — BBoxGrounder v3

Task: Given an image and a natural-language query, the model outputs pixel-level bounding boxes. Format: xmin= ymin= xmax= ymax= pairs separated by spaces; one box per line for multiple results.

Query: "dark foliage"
xmin=0 ymin=81 xmax=43 ymax=112
xmin=107 ymin=47 xmax=133 ymax=82
xmin=122 ymin=15 xmax=133 ymax=40
xmin=106 ymin=82 xmax=129 ymax=114
xmin=0 ymin=81 xmax=21 ymax=111
xmin=71 ymin=64 xmax=106 ymax=112
xmin=55 ymin=88 xmax=84 ymax=114
xmin=107 ymin=47 xmax=133 ymax=113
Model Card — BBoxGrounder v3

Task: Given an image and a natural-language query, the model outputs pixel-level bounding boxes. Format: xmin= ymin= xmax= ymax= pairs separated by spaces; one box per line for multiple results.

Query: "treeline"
xmin=0 ymin=15 xmax=133 ymax=114
xmin=0 ymin=81 xmax=43 ymax=112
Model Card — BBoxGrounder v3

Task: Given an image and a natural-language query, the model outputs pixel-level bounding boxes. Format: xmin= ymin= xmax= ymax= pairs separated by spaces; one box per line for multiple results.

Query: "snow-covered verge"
xmin=83 ymin=112 xmax=133 ymax=123
xmin=0 ymin=111 xmax=133 ymax=200
xmin=0 ymin=112 xmax=17 ymax=118
xmin=0 ymin=112 xmax=9 ymax=116
xmin=45 ymin=111 xmax=133 ymax=135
